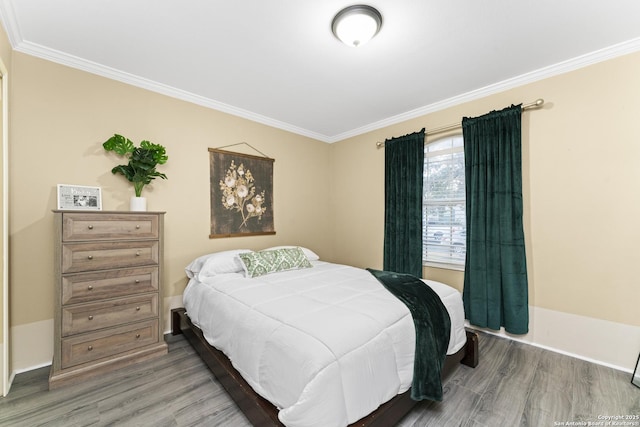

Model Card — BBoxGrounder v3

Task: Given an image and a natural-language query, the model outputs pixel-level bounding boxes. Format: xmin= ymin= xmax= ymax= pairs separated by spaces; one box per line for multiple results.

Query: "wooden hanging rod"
xmin=375 ymin=99 xmax=544 ymax=148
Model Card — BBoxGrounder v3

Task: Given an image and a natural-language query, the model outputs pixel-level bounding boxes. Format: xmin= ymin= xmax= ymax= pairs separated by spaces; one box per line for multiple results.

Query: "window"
xmin=423 ymin=135 xmax=466 ymax=268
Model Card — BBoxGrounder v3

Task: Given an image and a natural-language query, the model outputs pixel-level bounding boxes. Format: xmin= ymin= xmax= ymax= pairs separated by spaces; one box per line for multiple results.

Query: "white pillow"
xmin=185 ymin=249 xmax=251 ymax=279
xmin=264 ymin=246 xmax=320 ymax=261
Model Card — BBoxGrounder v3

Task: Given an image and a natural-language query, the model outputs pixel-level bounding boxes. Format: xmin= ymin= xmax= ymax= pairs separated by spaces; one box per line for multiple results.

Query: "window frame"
xmin=422 ymin=134 xmax=466 ymax=271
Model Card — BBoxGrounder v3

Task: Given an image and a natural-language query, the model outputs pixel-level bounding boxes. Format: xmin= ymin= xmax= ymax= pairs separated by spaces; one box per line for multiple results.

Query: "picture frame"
xmin=57 ymin=184 xmax=102 ymax=211
xmin=209 ymin=148 xmax=275 ymax=238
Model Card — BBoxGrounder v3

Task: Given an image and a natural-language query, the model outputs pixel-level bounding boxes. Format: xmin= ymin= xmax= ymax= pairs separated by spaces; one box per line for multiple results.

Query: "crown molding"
xmin=327 ymin=37 xmax=640 ymax=143
xmin=3 ymin=6 xmax=640 ymax=145
xmin=0 ymin=0 xmax=22 ymax=48
xmin=12 ymin=40 xmax=331 ymax=142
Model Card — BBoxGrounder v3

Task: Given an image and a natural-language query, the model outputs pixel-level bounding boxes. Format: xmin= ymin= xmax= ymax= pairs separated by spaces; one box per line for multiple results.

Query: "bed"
xmin=172 ymin=247 xmax=478 ymax=427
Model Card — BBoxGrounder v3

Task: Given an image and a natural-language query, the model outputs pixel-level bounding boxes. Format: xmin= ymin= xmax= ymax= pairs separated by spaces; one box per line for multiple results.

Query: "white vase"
xmin=130 ymin=196 xmax=147 ymax=211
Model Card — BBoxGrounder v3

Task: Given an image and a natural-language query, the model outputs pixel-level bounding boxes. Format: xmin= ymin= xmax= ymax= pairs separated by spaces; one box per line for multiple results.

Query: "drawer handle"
xmin=134 ymin=279 xmax=140 ymax=284
xmin=88 ymin=225 xmax=93 ymax=230
xmin=87 ymin=285 xmax=93 ymax=291
xmin=136 ymin=225 xmax=140 ymax=229
xmin=87 ymin=255 xmax=93 ymax=260
xmin=135 ymin=306 xmax=140 ymax=311
xmin=135 ymin=251 xmax=141 ymax=257
xmin=88 ymin=345 xmax=93 ymax=351
xmin=88 ymin=315 xmax=94 ymax=320
xmin=136 ymin=333 xmax=141 ymax=339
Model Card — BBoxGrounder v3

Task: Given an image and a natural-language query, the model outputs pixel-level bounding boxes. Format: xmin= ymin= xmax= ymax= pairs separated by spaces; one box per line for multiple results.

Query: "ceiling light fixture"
xmin=331 ymin=5 xmax=382 ymax=47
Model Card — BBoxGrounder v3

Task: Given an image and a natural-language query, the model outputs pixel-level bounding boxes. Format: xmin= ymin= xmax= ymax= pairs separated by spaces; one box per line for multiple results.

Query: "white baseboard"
xmin=8 ymin=303 xmax=639 ymax=377
xmin=6 ymin=295 xmax=185 ymax=380
xmin=0 ymin=341 xmax=7 ymax=396
xmin=10 ymin=319 xmax=53 ymax=376
xmin=467 ymin=305 xmax=640 ymax=373
xmin=163 ymin=294 xmax=184 ymax=334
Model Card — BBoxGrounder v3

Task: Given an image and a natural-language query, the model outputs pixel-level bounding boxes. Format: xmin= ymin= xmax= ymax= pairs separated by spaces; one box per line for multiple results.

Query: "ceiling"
xmin=1 ymin=1 xmax=640 ymax=143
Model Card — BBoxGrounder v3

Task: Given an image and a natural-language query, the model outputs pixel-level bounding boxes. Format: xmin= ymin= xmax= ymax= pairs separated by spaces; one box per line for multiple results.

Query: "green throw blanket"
xmin=367 ymin=268 xmax=451 ymax=401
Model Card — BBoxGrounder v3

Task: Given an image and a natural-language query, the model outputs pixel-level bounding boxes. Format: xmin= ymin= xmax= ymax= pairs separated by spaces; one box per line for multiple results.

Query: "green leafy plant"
xmin=102 ymin=134 xmax=168 ymax=197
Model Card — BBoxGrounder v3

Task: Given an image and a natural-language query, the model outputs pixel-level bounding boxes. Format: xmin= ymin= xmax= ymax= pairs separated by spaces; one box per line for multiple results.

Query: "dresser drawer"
xmin=62 ymin=293 xmax=158 ymax=336
xmin=61 ymin=320 xmax=159 ymax=369
xmin=62 ymin=213 xmax=159 ymax=241
xmin=62 ymin=267 xmax=159 ymax=305
xmin=62 ymin=241 xmax=159 ymax=273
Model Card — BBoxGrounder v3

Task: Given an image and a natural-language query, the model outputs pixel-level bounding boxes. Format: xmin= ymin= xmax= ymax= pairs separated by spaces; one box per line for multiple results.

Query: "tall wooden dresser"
xmin=49 ymin=210 xmax=168 ymax=389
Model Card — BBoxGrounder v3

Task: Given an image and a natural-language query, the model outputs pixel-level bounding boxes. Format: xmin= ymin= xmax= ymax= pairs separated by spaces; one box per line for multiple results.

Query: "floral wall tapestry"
xmin=209 ymin=148 xmax=275 ymax=238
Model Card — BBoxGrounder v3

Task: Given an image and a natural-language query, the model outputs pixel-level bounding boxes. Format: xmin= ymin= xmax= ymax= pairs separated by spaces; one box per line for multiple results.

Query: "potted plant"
xmin=103 ymin=134 xmax=168 ymax=211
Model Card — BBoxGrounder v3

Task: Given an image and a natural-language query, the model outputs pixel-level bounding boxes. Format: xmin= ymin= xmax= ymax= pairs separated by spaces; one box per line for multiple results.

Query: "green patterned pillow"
xmin=239 ymin=247 xmax=313 ymax=278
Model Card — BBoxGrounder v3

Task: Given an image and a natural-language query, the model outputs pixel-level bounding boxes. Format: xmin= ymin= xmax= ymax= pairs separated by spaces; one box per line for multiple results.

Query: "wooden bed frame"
xmin=171 ymin=307 xmax=478 ymax=427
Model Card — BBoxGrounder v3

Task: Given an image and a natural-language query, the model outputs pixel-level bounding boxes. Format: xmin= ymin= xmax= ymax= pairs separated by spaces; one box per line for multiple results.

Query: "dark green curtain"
xmin=383 ymin=129 xmax=425 ymax=277
xmin=462 ymin=105 xmax=528 ymax=334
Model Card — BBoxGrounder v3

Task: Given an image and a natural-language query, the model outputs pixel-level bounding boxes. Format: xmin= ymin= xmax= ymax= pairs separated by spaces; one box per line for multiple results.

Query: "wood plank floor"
xmin=1 ymin=332 xmax=637 ymax=427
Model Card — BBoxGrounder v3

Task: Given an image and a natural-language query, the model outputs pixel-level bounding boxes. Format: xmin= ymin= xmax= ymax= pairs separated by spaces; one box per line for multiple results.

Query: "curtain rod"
xmin=375 ymin=98 xmax=544 ymax=148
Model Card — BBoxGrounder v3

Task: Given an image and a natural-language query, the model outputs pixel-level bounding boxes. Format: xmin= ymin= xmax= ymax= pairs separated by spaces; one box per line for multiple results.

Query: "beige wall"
xmin=9 ymin=52 xmax=333 ymax=330
xmin=331 ymin=52 xmax=640 ymax=332
xmin=0 ymin=21 xmax=7 ymax=348
xmin=0 ymin=21 xmax=10 ymax=396
xmin=5 ymin=41 xmax=640 ymax=375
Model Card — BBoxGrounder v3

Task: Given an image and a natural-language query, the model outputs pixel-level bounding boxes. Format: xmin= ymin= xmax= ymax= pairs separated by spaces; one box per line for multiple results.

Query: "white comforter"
xmin=183 ymin=261 xmax=466 ymax=427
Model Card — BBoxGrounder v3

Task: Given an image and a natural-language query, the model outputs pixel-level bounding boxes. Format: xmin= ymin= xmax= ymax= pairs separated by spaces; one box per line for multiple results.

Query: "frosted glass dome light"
xmin=332 ymin=5 xmax=382 ymax=47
